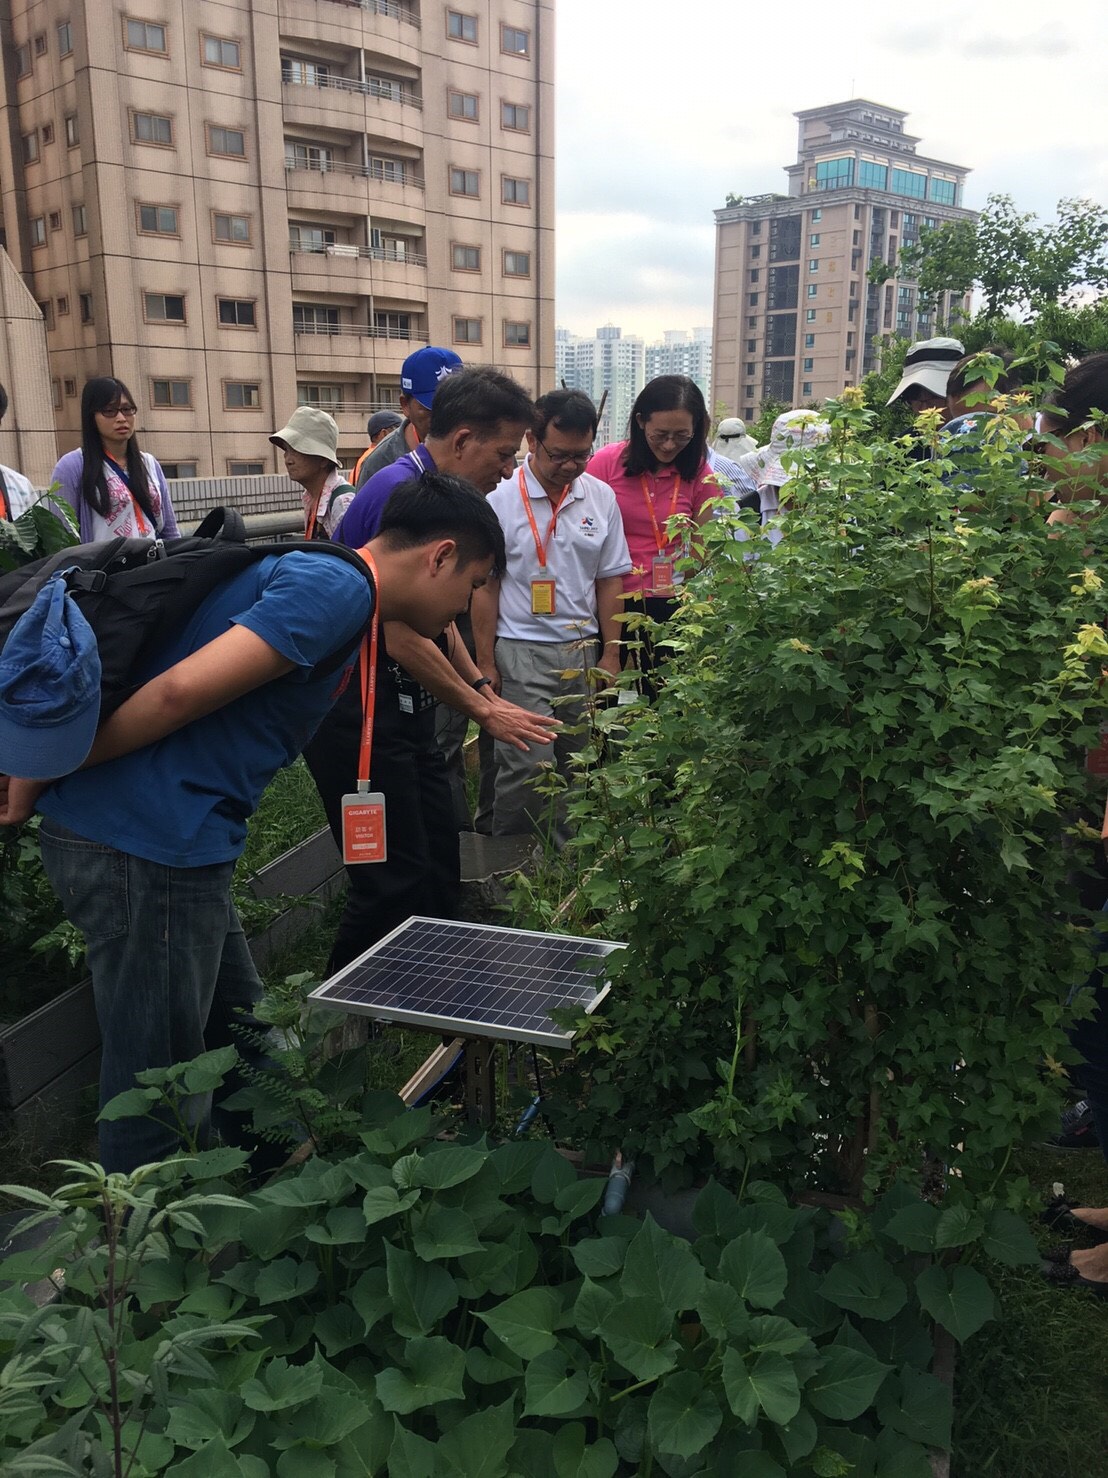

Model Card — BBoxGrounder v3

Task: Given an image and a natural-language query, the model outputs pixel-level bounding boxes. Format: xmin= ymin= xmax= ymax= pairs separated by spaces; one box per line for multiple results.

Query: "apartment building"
xmin=556 ymin=322 xmax=643 ymax=447
xmin=712 ymin=100 xmax=975 ymax=420
xmin=644 ymin=327 xmax=711 ymax=407
xmin=0 ymin=0 xmax=555 ymax=476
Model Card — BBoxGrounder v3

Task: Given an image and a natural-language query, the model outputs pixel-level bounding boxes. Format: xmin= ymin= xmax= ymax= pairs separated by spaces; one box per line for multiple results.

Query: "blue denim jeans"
xmin=40 ymin=820 xmax=273 ymax=1175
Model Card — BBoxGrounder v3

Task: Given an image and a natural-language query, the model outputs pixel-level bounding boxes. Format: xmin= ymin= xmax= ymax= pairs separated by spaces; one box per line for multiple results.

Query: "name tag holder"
xmin=344 ymin=545 xmax=386 ymax=865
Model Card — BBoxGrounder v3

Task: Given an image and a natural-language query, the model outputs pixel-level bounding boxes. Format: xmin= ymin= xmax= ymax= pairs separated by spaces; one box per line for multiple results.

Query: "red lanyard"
xmin=306 ymin=497 xmax=320 ymax=541
xmin=354 ymin=547 xmax=381 ymax=789
xmin=518 ymin=464 xmax=566 ymax=568
xmin=639 ymin=472 xmax=682 ymax=554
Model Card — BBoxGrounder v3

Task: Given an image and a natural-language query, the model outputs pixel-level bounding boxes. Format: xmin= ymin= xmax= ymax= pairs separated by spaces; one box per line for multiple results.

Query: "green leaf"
xmin=388 ymin=1417 xmax=439 ymax=1478
xmin=882 ymin=1202 xmax=940 ymax=1253
xmin=241 ymin=1356 xmax=323 ymax=1413
xmin=466 ymin=1338 xmax=522 ymax=1386
xmin=874 ymin=1426 xmax=932 ymax=1478
xmin=349 ymin=1267 xmax=391 ymax=1334
xmin=933 ymin=1204 xmax=986 ymax=1250
xmin=386 ymin=1245 xmax=459 ymax=1337
xmin=163 ymin=1437 xmax=249 ymax=1477
xmin=411 ymin=1204 xmax=484 ymax=1261
xmin=552 ymin=1423 xmax=619 ymax=1478
xmin=97 ymin=1086 xmax=159 ymax=1121
xmin=915 ymin=1263 xmax=996 ymax=1342
xmin=489 ymin=1138 xmax=547 ymax=1193
xmin=697 ymin=1278 xmax=751 ymax=1342
xmin=523 ymin=1348 xmax=589 ymax=1416
xmin=436 ymin=1397 xmax=517 ymax=1478
xmin=747 ymin=1314 xmax=815 ymax=1357
xmin=573 ymin=1276 xmax=616 ymax=1338
xmin=807 ymin=1344 xmax=890 ymax=1420
xmin=692 ymin=1179 xmax=744 ymax=1240
xmin=721 ymin=1349 xmax=801 ymax=1427
xmin=314 ymin=1301 xmax=370 ymax=1356
xmin=572 ymin=1236 xmax=628 ymax=1279
xmin=776 ymin=1404 xmax=819 ymax=1463
xmin=718 ymin=1230 xmax=788 ymax=1310
xmin=877 ymin=1368 xmax=953 ymax=1450
xmin=647 ymin=1371 xmax=723 ymax=1458
xmin=253 ymin=1257 xmax=319 ymax=1306
xmin=362 ymin=1185 xmax=420 ymax=1227
xmin=304 ymin=1206 xmax=374 ymax=1246
xmin=982 ymin=1208 xmax=1040 ymax=1267
xmin=820 ymin=1250 xmax=907 ymax=1321
xmin=166 ymin=1390 xmax=254 ymax=1452
xmin=530 ymin=1148 xmax=577 ymax=1203
xmin=621 ymin=1215 xmax=707 ymax=1313
xmin=375 ymin=1336 xmax=466 ymax=1413
xmin=599 ymin=1297 xmax=680 ymax=1380
xmin=409 ymin=1145 xmax=488 ymax=1190
xmin=477 ymin=1287 xmax=562 ymax=1360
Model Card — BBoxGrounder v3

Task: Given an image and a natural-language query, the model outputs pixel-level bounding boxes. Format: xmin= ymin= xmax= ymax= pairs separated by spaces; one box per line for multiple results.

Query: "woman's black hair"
xmin=621 ymin=375 xmax=709 ymax=480
xmin=79 ymin=377 xmax=155 ymax=522
xmin=1043 ymin=352 xmax=1108 ymax=436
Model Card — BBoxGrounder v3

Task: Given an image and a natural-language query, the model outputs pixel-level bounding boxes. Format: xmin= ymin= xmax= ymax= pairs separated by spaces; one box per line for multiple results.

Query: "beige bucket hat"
xmin=269 ymin=405 xmax=340 ymax=465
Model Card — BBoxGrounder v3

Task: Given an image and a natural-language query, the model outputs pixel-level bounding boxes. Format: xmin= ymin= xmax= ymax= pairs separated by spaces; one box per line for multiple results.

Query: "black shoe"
xmin=1044 ymin=1099 xmax=1099 ymax=1150
xmin=1040 ymin=1253 xmax=1108 ymax=1297
xmin=1039 ymin=1194 xmax=1108 ymax=1245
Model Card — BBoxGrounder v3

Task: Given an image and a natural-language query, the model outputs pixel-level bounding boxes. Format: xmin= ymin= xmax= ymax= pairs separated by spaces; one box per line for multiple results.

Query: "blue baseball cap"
xmin=0 ymin=575 xmax=101 ymax=780
xmin=400 ymin=347 xmax=463 ymax=408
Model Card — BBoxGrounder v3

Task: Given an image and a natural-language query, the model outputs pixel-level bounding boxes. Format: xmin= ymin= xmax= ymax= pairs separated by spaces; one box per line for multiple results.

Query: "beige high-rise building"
xmin=712 ymin=100 xmax=975 ymax=421
xmin=0 ymin=0 xmax=555 ymax=477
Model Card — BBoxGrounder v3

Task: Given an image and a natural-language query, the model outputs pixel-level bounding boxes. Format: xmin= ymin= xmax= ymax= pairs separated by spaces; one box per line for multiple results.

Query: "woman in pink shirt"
xmin=586 ymin=375 xmax=715 ymax=691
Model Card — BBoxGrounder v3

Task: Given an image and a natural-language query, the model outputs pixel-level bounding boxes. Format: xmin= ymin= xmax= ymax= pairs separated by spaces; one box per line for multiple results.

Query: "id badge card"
xmin=341 ymin=791 xmax=387 ymax=864
xmin=531 ymin=578 xmax=557 ymax=616
xmin=651 ymin=557 xmax=676 ymax=595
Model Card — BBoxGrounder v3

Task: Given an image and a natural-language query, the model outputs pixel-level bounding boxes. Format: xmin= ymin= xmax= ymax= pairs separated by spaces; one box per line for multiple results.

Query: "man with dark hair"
xmin=472 ymin=389 xmax=631 ymax=843
xmin=0 ymin=479 xmax=503 ymax=1174
xmin=0 ymin=380 xmax=40 ymax=522
xmin=353 ymin=346 xmax=463 ymax=491
xmin=306 ymin=368 xmax=554 ymax=968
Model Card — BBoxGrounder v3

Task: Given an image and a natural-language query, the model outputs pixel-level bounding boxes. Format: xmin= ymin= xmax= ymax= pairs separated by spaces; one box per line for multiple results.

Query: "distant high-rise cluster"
xmin=557 ymin=324 xmax=713 ymax=446
xmin=712 ymin=99 xmax=976 ymax=418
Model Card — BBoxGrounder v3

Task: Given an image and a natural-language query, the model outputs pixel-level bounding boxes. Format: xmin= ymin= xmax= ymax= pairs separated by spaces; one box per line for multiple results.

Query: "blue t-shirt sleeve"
xmin=232 ymin=552 xmax=373 ymax=670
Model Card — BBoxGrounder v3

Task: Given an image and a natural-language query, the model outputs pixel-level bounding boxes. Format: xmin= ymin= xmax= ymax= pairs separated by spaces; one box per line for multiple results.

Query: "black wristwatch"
xmin=472 ymin=676 xmax=493 ymax=692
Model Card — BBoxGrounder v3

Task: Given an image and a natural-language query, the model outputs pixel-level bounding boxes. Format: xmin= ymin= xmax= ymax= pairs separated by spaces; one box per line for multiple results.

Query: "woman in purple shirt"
xmin=50 ymin=377 xmax=179 ymax=543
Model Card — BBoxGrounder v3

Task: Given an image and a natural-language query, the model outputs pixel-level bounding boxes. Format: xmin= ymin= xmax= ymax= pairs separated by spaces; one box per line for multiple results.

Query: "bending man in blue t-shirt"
xmin=0 ymin=479 xmax=506 ymax=1175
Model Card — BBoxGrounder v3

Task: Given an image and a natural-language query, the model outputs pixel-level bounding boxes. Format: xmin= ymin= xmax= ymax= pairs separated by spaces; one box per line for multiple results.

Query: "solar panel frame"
xmin=308 ymin=915 xmax=623 ymax=1048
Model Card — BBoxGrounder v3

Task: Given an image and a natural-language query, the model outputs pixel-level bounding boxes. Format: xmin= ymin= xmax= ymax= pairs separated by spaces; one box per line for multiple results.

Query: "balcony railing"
xmin=283 ymin=71 xmax=422 ymax=108
xmin=284 ymin=158 xmax=424 ymax=189
xmin=292 ymin=320 xmax=429 ymax=343
xmin=289 ymin=243 xmax=427 ymax=266
xmin=318 ymin=0 xmax=420 ymax=24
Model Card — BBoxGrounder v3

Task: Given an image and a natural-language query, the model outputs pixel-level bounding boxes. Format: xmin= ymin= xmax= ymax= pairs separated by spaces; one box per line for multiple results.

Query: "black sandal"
xmin=1040 ymin=1253 xmax=1108 ymax=1297
xmin=1039 ymin=1195 xmax=1108 ymax=1245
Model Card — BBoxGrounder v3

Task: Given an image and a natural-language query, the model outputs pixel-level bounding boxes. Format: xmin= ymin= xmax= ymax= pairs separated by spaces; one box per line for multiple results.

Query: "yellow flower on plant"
xmin=785 ymin=638 xmax=814 ymax=653
xmin=1069 ymin=568 xmax=1103 ymax=595
xmin=914 ymin=408 xmax=944 ymax=436
xmin=839 ymin=386 xmax=865 ymax=409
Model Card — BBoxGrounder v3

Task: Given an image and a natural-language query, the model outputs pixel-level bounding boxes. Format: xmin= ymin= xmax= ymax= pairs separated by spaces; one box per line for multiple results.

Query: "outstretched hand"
xmin=479 ymin=694 xmax=559 ymax=752
xmin=0 ymin=775 xmax=49 ymax=828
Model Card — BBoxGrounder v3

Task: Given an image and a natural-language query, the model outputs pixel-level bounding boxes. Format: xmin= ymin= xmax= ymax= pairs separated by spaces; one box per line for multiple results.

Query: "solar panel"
xmin=309 ymin=916 xmax=623 ymax=1048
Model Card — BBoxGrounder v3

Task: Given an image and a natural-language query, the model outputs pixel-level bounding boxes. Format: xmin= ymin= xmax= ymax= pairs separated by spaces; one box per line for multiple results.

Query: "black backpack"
xmin=0 ymin=508 xmax=374 ymax=718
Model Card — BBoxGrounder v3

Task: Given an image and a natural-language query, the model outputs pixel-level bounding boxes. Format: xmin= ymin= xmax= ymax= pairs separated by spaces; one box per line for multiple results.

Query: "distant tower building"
xmin=645 ymin=328 xmax=712 ymax=405
xmin=556 ymin=322 xmax=644 ymax=447
xmin=711 ymin=100 xmax=975 ymax=419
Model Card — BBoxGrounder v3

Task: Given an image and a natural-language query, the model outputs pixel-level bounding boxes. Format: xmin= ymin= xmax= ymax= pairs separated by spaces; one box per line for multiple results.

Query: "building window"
xmin=745 ymin=362 xmax=755 ymax=376
xmin=152 ymin=378 xmax=191 ymax=407
xmin=63 ymin=376 xmax=77 ymax=395
xmin=748 ymin=268 xmax=759 ymax=283
xmin=293 ymin=304 xmax=339 ymax=334
xmin=65 ymin=114 xmax=79 ymax=147
xmin=48 ymin=211 xmax=62 ymax=232
xmin=289 ymin=224 xmax=335 ymax=252
xmin=810 ymin=233 xmax=820 ymax=246
xmin=213 ymin=211 xmax=251 ymax=244
xmin=282 ymin=58 xmax=330 ymax=86
xmin=500 ymin=24 xmax=529 ymax=56
xmin=124 ymin=18 xmax=167 ymax=54
xmin=811 ymin=209 xmax=821 ymax=222
xmin=503 ymin=249 xmax=530 ymax=277
xmin=448 ymin=90 xmax=479 ymax=121
xmin=802 ymin=381 xmax=813 ymax=396
xmin=747 ymin=315 xmax=757 ymax=328
xmin=21 ymin=132 xmax=39 ymax=165
xmin=449 ymin=167 xmax=479 ymax=197
xmin=15 ymin=44 xmax=31 ymax=78
xmin=748 ymin=292 xmax=758 ymax=306
xmin=72 ymin=204 xmax=88 ymax=236
xmin=858 ymin=160 xmax=887 ymax=190
xmin=806 ymin=284 xmax=818 ymax=298
xmin=29 ymin=217 xmax=46 ymax=247
xmin=751 ymin=221 xmax=761 ymax=234
xmin=501 ymin=102 xmax=530 ymax=131
xmin=138 ymin=203 xmax=178 ymax=235
xmin=144 ymin=292 xmax=186 ymax=323
xmin=504 ymin=320 xmax=530 ymax=347
xmin=808 ymin=259 xmax=819 ymax=271
xmin=38 ymin=300 xmax=54 ymax=330
xmin=208 ymin=125 xmax=246 ymax=158
xmin=297 ymin=383 xmax=345 ymax=409
xmin=57 ymin=294 xmax=69 ymax=315
xmin=58 ymin=21 xmax=73 ymax=55
xmin=805 ymin=308 xmax=816 ymax=322
xmin=446 ymin=10 xmax=477 ymax=42
xmin=79 ymin=292 xmax=94 ymax=322
xmin=132 ymin=111 xmax=173 ymax=146
xmin=803 ymin=357 xmax=814 ymax=372
xmin=225 ymin=381 xmax=261 ymax=410
xmin=805 ymin=333 xmax=815 ymax=347
xmin=228 ymin=460 xmax=265 ymax=475
xmin=930 ymin=177 xmax=957 ymax=206
xmin=373 ymin=311 xmax=412 ymax=338
xmin=814 ymin=156 xmax=853 ymax=190
xmin=891 ymin=167 xmax=927 ymax=199
xmin=452 ymin=243 xmax=481 ymax=271
xmin=42 ymin=122 xmax=55 ymax=146
xmin=746 ymin=338 xmax=755 ymax=353
xmin=202 ymin=34 xmax=240 ymax=69
xmin=161 ymin=461 xmax=198 ymax=479
xmin=51 ymin=378 xmax=63 ymax=410
xmin=453 ymin=317 xmax=482 ymax=344
xmin=218 ymin=298 xmax=257 ymax=327
xmin=502 ymin=176 xmax=530 ymax=206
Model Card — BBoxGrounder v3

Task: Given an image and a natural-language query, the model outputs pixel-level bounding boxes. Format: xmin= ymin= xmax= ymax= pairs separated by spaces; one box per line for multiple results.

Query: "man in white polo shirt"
xmin=472 ymin=389 xmax=631 ymax=843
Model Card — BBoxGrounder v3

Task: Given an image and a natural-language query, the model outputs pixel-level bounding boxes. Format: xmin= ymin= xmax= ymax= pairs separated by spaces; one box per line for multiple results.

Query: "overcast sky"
xmin=554 ymin=0 xmax=1108 ymax=342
